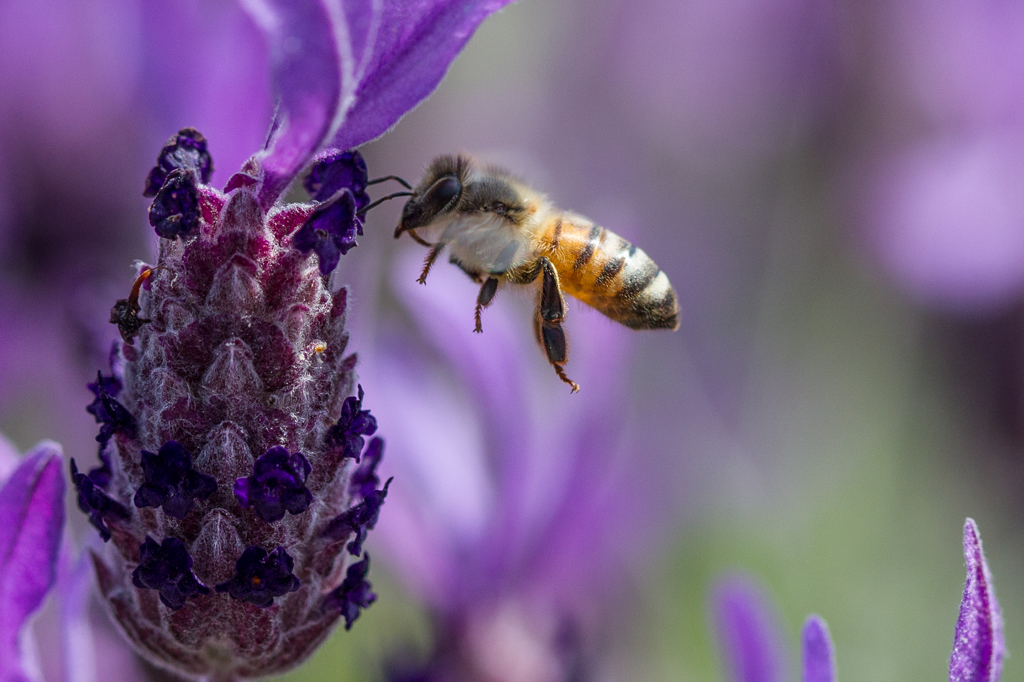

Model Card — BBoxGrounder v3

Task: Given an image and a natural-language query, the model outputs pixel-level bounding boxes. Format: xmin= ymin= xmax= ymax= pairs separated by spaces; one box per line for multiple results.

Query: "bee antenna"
xmin=366 ymin=175 xmax=413 ymax=190
xmin=357 ymin=191 xmax=415 ymax=217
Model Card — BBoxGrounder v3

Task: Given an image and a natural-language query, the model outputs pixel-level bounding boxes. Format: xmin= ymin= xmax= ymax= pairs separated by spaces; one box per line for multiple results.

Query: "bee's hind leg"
xmin=535 ymin=258 xmax=579 ymax=393
xmin=417 ymin=242 xmax=446 ymax=284
xmin=474 ymin=277 xmax=499 ymax=333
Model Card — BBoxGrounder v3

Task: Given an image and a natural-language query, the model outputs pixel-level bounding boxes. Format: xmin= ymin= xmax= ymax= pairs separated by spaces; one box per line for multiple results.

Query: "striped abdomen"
xmin=540 ymin=215 xmax=679 ymax=330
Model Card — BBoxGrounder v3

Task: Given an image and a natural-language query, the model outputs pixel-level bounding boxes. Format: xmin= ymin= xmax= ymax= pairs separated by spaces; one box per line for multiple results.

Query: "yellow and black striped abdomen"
xmin=541 ymin=216 xmax=679 ymax=330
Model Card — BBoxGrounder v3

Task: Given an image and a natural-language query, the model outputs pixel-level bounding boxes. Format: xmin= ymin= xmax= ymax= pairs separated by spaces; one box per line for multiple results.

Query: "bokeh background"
xmin=2 ymin=0 xmax=1022 ymax=680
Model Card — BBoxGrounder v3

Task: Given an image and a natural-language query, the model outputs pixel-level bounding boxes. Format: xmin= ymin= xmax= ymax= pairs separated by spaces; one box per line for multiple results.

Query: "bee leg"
xmin=474 ymin=277 xmax=499 ymax=333
xmin=536 ymin=258 xmax=579 ymax=393
xmin=417 ymin=242 xmax=446 ymax=284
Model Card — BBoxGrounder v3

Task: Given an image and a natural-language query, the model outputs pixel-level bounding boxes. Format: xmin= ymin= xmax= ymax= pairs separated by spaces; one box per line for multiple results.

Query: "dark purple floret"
xmin=134 ymin=441 xmax=217 ymax=520
xmin=90 ymin=375 xmax=136 ymax=446
xmin=325 ymin=385 xmax=377 ymax=461
xmin=86 ymin=370 xmax=123 ymax=486
xmin=86 ymin=371 xmax=123 ymax=421
xmin=132 ymin=536 xmax=210 ymax=610
xmin=215 ymin=546 xmax=300 ymax=608
xmin=144 ymin=127 xmax=214 ymax=197
xmin=350 ymin=436 xmax=384 ymax=499
xmin=88 ymin=451 xmax=113 ymax=488
xmin=234 ymin=446 xmax=313 ymax=523
xmin=323 ymin=477 xmax=392 ymax=556
xmin=149 ymin=168 xmax=201 ymax=239
xmin=304 ymin=150 xmax=370 ymax=208
xmin=323 ymin=555 xmax=376 ymax=630
xmin=70 ymin=458 xmax=131 ymax=541
xmin=292 ymin=189 xmax=361 ymax=275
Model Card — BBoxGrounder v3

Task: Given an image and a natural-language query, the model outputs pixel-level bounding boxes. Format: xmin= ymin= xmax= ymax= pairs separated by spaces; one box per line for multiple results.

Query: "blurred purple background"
xmin=3 ymin=0 xmax=1024 ymax=680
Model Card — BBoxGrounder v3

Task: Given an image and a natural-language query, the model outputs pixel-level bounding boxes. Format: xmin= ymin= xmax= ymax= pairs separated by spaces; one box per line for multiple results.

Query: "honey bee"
xmin=394 ymin=155 xmax=679 ymax=392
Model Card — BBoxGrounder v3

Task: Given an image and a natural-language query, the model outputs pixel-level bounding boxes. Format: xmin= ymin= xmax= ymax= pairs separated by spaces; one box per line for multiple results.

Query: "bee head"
xmin=394 ymin=155 xmax=469 ymax=238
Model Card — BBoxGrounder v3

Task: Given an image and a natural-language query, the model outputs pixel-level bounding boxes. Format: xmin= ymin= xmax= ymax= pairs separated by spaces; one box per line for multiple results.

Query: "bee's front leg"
xmin=474 ymin=277 xmax=499 ymax=333
xmin=535 ymin=258 xmax=579 ymax=393
xmin=417 ymin=242 xmax=446 ymax=284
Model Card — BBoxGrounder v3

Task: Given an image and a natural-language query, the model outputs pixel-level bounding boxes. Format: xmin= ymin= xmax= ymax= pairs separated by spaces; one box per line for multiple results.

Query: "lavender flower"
xmin=0 ymin=439 xmax=66 ymax=682
xmin=712 ymin=519 xmax=1002 ymax=682
xmin=63 ymin=2 xmax=514 ymax=678
xmin=74 ymin=134 xmax=387 ymax=679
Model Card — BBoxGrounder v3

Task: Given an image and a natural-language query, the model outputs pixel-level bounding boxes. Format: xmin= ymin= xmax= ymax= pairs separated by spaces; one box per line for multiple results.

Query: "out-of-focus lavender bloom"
xmin=712 ymin=518 xmax=1002 ymax=682
xmin=0 ymin=438 xmax=66 ymax=682
xmin=607 ymin=0 xmax=840 ymax=171
xmin=361 ymin=251 xmax=672 ymax=680
xmin=800 ymin=617 xmax=836 ymax=682
xmin=713 ymin=577 xmax=791 ymax=682
xmin=62 ymin=1 xmax=514 ymax=677
xmin=853 ymin=0 xmax=1024 ymax=311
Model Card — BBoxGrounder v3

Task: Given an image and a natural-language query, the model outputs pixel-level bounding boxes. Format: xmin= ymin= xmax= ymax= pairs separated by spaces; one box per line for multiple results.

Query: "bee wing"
xmin=441 ymin=214 xmax=533 ymax=274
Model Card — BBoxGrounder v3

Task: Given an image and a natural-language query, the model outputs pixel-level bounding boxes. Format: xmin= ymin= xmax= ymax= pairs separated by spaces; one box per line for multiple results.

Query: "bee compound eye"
xmin=423 ymin=175 xmax=462 ymax=212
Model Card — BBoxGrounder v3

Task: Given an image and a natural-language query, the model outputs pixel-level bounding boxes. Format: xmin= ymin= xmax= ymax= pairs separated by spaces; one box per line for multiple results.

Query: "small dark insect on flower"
xmin=109 ymin=266 xmax=163 ymax=345
xmin=75 ymin=131 xmax=393 ymax=680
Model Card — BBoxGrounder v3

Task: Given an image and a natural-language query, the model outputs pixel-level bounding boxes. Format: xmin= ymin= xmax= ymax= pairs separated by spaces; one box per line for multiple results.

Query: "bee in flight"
xmin=392 ymin=154 xmax=679 ymax=392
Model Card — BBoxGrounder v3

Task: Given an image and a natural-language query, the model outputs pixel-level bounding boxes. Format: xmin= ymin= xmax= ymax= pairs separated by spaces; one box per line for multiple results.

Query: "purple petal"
xmin=950 ymin=518 xmax=1004 ymax=682
xmin=0 ymin=432 xmax=17 ymax=481
xmin=245 ymin=0 xmax=350 ymax=208
xmin=713 ymin=576 xmax=789 ymax=682
xmin=331 ymin=0 xmax=515 ymax=151
xmin=0 ymin=442 xmax=66 ymax=682
xmin=802 ymin=615 xmax=836 ymax=682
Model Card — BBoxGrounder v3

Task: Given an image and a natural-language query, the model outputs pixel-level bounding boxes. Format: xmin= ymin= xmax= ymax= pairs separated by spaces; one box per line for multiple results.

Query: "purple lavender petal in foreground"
xmin=0 ymin=442 xmax=65 ymax=682
xmin=330 ymin=0 xmax=516 ymax=151
xmin=802 ymin=615 xmax=836 ymax=682
xmin=244 ymin=0 xmax=349 ymax=208
xmin=950 ymin=518 xmax=1004 ymax=682
xmin=713 ymin=576 xmax=788 ymax=682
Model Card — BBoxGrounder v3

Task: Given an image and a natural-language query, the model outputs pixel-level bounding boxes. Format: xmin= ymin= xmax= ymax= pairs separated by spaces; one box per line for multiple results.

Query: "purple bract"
xmin=0 ymin=442 xmax=65 ymax=682
xmin=950 ymin=518 xmax=1004 ymax=682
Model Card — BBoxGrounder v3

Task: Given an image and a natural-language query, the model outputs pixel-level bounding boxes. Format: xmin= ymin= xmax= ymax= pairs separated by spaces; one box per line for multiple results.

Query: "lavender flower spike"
xmin=78 ymin=130 xmax=389 ymax=679
xmin=802 ymin=615 xmax=836 ymax=682
xmin=950 ymin=518 xmax=1005 ymax=682
xmin=0 ymin=441 xmax=66 ymax=682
